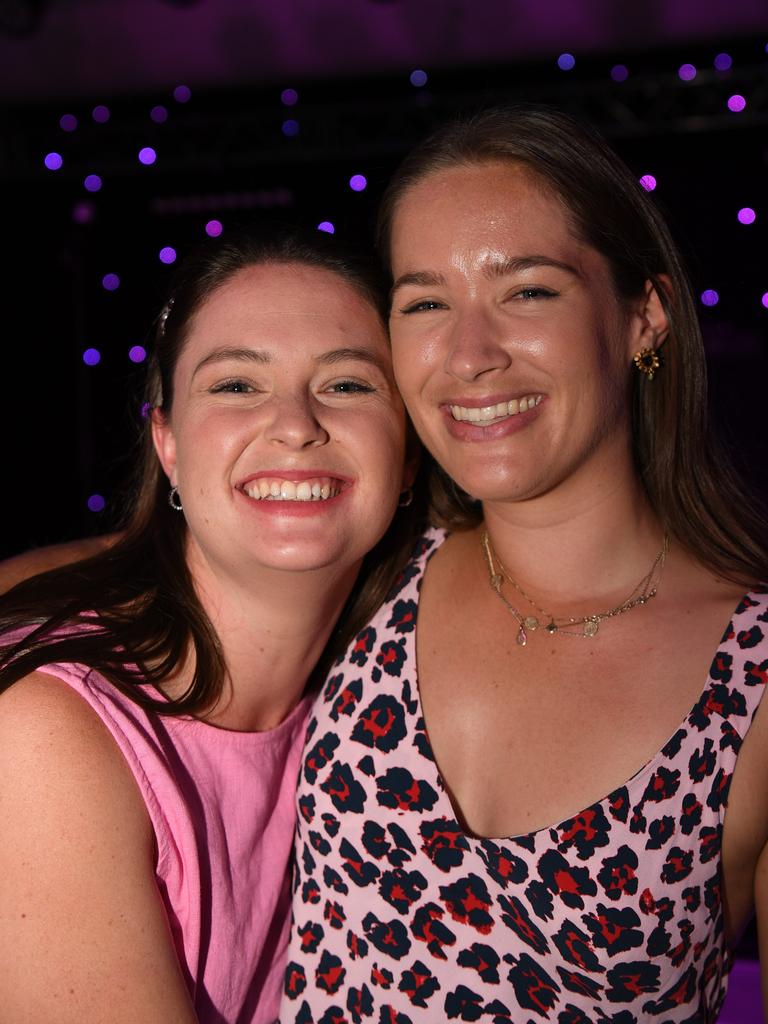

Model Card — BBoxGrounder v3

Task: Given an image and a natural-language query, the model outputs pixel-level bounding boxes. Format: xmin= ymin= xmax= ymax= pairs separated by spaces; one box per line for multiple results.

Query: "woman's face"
xmin=153 ymin=262 xmax=409 ymax=580
xmin=388 ymin=160 xmax=657 ymax=508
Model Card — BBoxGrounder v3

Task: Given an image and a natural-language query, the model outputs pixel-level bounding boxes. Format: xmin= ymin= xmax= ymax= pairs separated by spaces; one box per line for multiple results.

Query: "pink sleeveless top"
xmin=281 ymin=529 xmax=768 ymax=1023
xmin=37 ymin=657 xmax=310 ymax=1024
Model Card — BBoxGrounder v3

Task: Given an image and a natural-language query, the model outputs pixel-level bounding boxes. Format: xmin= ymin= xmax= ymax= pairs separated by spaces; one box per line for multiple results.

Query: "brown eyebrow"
xmin=192 ymin=347 xmax=272 ymax=378
xmin=192 ymin=345 xmax=389 ymax=379
xmin=484 ymin=255 xmax=581 ymax=279
xmin=314 ymin=347 xmax=389 ymax=373
xmin=390 ymin=255 xmax=581 ymax=299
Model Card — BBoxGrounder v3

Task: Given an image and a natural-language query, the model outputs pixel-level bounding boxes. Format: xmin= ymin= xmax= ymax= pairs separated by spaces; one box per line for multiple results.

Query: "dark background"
xmin=1 ymin=1 xmax=767 ymax=560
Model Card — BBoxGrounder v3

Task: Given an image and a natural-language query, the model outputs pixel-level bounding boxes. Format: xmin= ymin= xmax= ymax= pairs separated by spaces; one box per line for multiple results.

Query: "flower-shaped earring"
xmin=633 ymin=347 xmax=661 ymax=380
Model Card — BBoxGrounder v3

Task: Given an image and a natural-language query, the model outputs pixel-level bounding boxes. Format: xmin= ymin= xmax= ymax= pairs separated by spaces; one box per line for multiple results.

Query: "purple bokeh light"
xmin=140 ymin=401 xmax=152 ymax=419
xmin=282 ymin=119 xmax=300 ymax=137
xmin=173 ymin=85 xmax=191 ymax=103
xmin=87 ymin=494 xmax=106 ymax=513
xmin=59 ymin=113 xmax=78 ymax=132
xmin=84 ymin=174 xmax=102 ymax=192
xmin=678 ymin=63 xmax=697 ymax=81
xmin=102 ymin=273 xmax=120 ymax=291
xmin=762 ymin=293 xmax=768 ymax=309
xmin=317 ymin=221 xmax=335 ymax=234
xmin=639 ymin=174 xmax=657 ymax=192
xmin=727 ymin=94 xmax=746 ymax=112
xmin=557 ymin=52 xmax=575 ymax=71
xmin=714 ymin=52 xmax=733 ymax=71
xmin=72 ymin=200 xmax=95 ymax=224
xmin=700 ymin=289 xmax=719 ymax=307
xmin=349 ymin=174 xmax=367 ymax=192
xmin=92 ymin=104 xmax=110 ymax=123
xmin=138 ymin=146 xmax=157 ymax=165
xmin=205 ymin=219 xmax=223 ymax=237
xmin=610 ymin=64 xmax=629 ymax=82
xmin=129 ymin=345 xmax=147 ymax=363
xmin=281 ymin=88 xmax=298 ymax=106
xmin=159 ymin=246 xmax=177 ymax=264
xmin=737 ymin=207 xmax=756 ymax=225
xmin=410 ymin=69 xmax=428 ymax=87
xmin=150 ymin=105 xmax=168 ymax=123
xmin=44 ymin=151 xmax=63 ymax=171
xmin=83 ymin=348 xmax=101 ymax=365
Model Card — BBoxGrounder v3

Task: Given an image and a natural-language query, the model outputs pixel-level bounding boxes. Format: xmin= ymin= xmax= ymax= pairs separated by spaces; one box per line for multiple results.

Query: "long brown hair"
xmin=0 ymin=229 xmax=427 ymax=712
xmin=377 ymin=104 xmax=767 ymax=586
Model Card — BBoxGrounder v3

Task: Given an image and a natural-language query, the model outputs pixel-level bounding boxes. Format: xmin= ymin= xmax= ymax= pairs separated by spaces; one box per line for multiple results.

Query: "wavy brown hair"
xmin=0 ymin=229 xmax=427 ymax=712
xmin=377 ymin=104 xmax=767 ymax=586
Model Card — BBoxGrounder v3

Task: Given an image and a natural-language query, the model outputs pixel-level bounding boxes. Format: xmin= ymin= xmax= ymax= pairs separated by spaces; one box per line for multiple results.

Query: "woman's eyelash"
xmin=327 ymin=380 xmax=375 ymax=394
xmin=399 ymin=299 xmax=446 ymax=315
xmin=515 ymin=286 xmax=557 ymax=300
xmin=209 ymin=379 xmax=254 ymax=394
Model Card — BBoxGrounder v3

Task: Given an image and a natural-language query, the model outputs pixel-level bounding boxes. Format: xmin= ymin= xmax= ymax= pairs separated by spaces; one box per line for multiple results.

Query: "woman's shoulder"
xmin=0 ymin=670 xmax=149 ymax=805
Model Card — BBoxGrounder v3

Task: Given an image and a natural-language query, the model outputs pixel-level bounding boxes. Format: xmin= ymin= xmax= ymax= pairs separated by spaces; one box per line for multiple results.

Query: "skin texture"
xmin=387 ymin=160 xmax=768 ymax=953
xmin=0 ymin=262 xmax=410 ymax=1021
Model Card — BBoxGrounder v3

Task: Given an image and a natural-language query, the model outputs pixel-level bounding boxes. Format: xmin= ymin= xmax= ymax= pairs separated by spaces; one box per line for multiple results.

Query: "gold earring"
xmin=633 ymin=347 xmax=660 ymax=380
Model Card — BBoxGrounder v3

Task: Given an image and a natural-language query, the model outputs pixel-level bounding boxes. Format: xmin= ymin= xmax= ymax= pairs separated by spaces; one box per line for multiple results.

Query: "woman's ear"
xmin=628 ymin=276 xmax=671 ymax=359
xmin=151 ymin=408 xmax=177 ymax=485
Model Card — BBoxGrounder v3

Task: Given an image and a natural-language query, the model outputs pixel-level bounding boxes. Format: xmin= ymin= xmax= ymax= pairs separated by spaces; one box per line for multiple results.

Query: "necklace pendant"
xmin=545 ymin=621 xmax=558 ymax=635
xmin=516 ymin=625 xmax=528 ymax=647
xmin=583 ymin=618 xmax=599 ymax=637
xmin=524 ymin=616 xmax=539 ymax=630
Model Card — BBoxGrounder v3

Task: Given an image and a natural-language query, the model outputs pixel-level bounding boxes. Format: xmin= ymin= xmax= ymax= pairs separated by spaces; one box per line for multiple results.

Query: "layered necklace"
xmin=481 ymin=529 xmax=669 ymax=647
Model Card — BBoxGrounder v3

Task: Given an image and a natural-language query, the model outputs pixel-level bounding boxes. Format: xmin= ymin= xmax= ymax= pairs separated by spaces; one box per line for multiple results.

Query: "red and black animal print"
xmin=280 ymin=529 xmax=768 ymax=1023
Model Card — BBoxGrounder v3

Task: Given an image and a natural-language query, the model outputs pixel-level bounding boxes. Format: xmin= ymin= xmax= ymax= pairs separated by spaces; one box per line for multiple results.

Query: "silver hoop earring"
xmin=398 ymin=487 xmax=413 ymax=508
xmin=168 ymin=486 xmax=184 ymax=512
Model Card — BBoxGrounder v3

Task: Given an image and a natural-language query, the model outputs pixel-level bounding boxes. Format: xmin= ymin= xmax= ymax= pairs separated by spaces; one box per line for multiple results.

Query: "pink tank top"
xmin=37 ymin=657 xmax=310 ymax=1024
xmin=281 ymin=528 xmax=768 ymax=1023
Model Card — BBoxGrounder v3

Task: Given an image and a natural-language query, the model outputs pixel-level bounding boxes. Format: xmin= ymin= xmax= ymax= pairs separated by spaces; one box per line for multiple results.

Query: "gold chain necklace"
xmin=481 ymin=530 xmax=669 ymax=647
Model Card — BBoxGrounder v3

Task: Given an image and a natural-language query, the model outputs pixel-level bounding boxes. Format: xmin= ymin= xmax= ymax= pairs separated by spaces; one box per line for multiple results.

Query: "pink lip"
xmin=441 ymin=396 xmax=544 ymax=442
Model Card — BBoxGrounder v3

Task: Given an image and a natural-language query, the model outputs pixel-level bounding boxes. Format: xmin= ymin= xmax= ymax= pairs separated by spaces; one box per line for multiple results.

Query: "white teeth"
xmin=243 ymin=476 xmax=342 ymax=502
xmin=449 ymin=394 xmax=542 ymax=424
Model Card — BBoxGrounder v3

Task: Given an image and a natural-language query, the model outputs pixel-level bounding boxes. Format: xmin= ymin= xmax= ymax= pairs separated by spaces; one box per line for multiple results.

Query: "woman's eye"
xmin=326 ymin=380 xmax=374 ymax=395
xmin=398 ymin=299 xmax=446 ymax=315
xmin=515 ymin=287 xmax=557 ymax=301
xmin=209 ymin=379 xmax=254 ymax=394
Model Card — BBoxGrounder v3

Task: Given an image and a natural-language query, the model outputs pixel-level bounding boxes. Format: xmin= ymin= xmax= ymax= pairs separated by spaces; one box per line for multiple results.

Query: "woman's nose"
xmin=265 ymin=395 xmax=330 ymax=449
xmin=443 ymin=309 xmax=513 ymax=383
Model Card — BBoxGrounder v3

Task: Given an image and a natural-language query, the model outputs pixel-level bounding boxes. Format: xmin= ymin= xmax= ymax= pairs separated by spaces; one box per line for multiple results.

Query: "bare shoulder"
xmin=0 ymin=532 xmax=121 ymax=594
xmin=0 ymin=667 xmax=140 ymax=784
xmin=0 ymin=672 xmax=196 ymax=1021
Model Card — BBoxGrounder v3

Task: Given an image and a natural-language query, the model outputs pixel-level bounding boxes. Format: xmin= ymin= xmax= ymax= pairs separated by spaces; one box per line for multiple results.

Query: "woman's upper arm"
xmin=0 ymin=533 xmax=120 ymax=594
xmin=0 ymin=672 xmax=198 ymax=1023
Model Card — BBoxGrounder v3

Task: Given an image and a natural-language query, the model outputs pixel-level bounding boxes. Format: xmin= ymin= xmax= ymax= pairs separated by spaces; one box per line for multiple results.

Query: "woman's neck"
xmin=481 ymin=462 xmax=664 ymax=611
xmin=171 ymin=554 xmax=361 ymax=732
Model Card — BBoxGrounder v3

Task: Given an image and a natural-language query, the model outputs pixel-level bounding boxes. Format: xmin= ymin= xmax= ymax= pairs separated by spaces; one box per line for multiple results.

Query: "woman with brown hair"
xmin=0 ymin=229 xmax=423 ymax=1023
xmin=282 ymin=107 xmax=768 ymax=1022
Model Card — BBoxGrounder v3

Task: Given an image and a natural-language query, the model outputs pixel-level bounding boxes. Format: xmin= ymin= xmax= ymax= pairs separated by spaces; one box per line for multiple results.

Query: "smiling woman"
xmin=281 ymin=107 xmax=768 ymax=1024
xmin=0 ymin=229 xmax=424 ymax=1023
